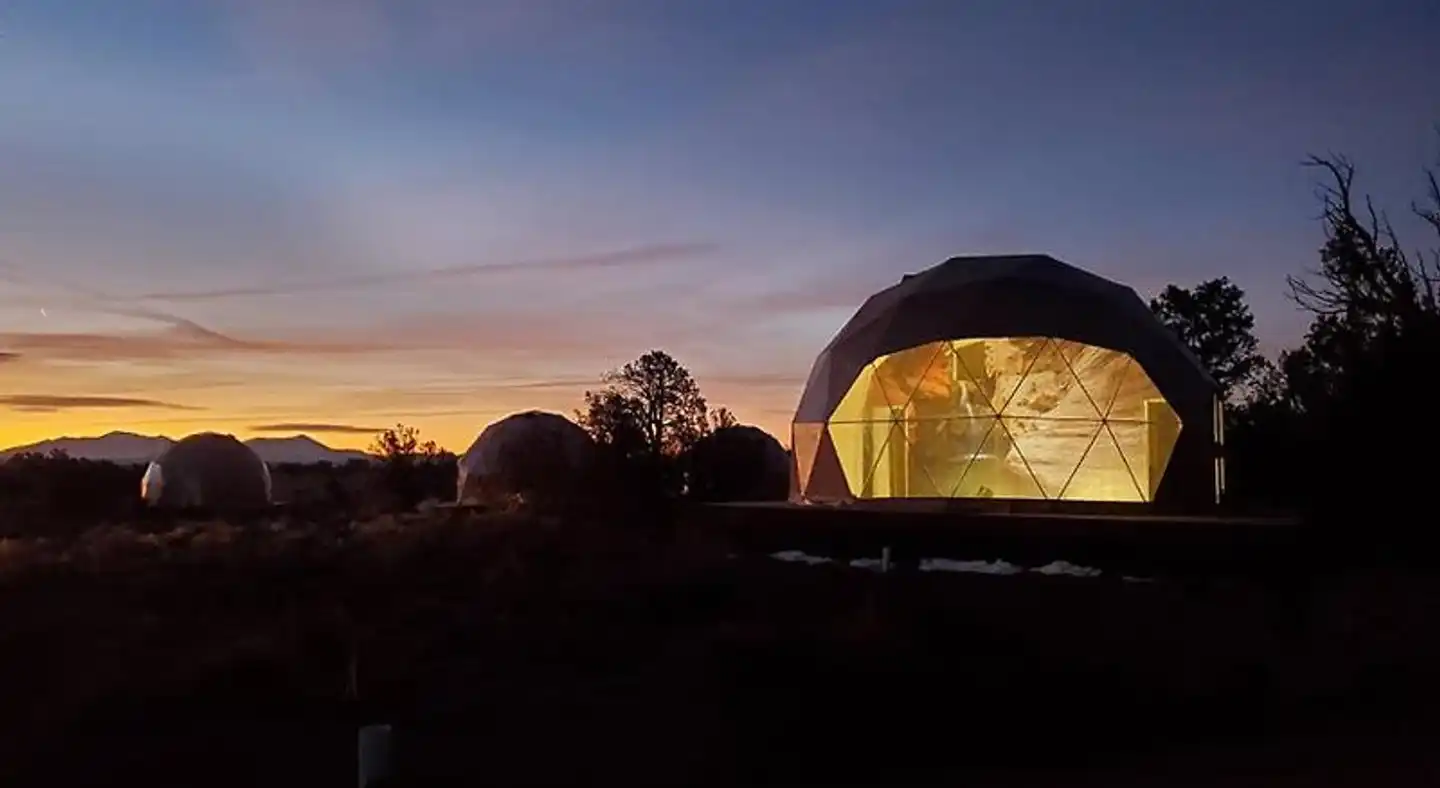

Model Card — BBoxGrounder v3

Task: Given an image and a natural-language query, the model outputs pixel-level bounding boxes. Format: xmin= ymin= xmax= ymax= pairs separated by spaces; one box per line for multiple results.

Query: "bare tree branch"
xmin=1288 ymin=150 xmax=1437 ymax=334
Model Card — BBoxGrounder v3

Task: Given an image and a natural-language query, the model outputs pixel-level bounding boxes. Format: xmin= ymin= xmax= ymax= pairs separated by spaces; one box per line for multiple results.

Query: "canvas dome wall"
xmin=791 ymin=255 xmax=1221 ymax=509
xmin=141 ymin=433 xmax=273 ymax=509
xmin=457 ymin=411 xmax=595 ymax=504
xmin=686 ymin=425 xmax=790 ymax=502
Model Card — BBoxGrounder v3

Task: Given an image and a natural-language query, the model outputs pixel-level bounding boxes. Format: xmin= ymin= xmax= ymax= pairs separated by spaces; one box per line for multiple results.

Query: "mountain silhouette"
xmin=0 ymin=431 xmax=372 ymax=465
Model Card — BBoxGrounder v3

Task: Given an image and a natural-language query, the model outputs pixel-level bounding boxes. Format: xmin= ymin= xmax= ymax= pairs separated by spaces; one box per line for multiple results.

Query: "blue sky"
xmin=0 ymin=0 xmax=1435 ymax=448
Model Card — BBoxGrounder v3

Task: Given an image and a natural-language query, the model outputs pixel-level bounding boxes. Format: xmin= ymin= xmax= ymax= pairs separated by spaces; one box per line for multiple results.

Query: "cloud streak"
xmin=220 ymin=0 xmax=635 ymax=77
xmin=0 ymin=323 xmax=392 ymax=363
xmin=0 ymin=395 xmax=202 ymax=412
xmin=128 ymin=242 xmax=719 ymax=302
xmin=249 ymin=422 xmax=384 ymax=434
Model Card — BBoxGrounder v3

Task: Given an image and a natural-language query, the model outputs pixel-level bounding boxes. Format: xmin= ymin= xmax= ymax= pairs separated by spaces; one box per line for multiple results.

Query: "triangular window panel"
xmin=898 ymin=342 xmax=999 ymax=422
xmin=894 ymin=420 xmax=946 ymax=497
xmin=1105 ymin=360 xmax=1165 ymax=422
xmin=1060 ymin=423 xmax=1144 ymax=502
xmin=911 ymin=415 xmax=998 ymax=497
xmin=858 ymin=419 xmax=908 ymax=499
xmin=940 ymin=417 xmax=1008 ymax=498
xmin=1054 ymin=338 xmax=1090 ymax=370
xmin=826 ymin=421 xmax=889 ymax=497
xmin=1058 ymin=342 xmax=1129 ymax=418
xmin=1053 ymin=340 xmax=1110 ymax=420
xmin=973 ymin=337 xmax=1048 ymax=415
xmin=898 ymin=342 xmax=962 ymax=419
xmin=1082 ymin=356 xmax=1132 ymax=421
xmin=948 ymin=341 xmax=1000 ymax=418
xmin=1110 ymin=420 xmax=1177 ymax=502
xmin=872 ymin=341 xmax=948 ymax=417
xmin=999 ymin=339 xmax=1081 ymax=420
xmin=803 ymin=428 xmax=848 ymax=500
xmin=831 ymin=364 xmax=894 ymax=423
xmin=1001 ymin=416 xmax=1093 ymax=498
xmin=946 ymin=417 xmax=1044 ymax=499
xmin=791 ymin=422 xmax=825 ymax=492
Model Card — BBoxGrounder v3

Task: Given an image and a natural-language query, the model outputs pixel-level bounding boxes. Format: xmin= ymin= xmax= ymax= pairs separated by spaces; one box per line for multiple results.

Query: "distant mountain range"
xmin=0 ymin=431 xmax=373 ymax=465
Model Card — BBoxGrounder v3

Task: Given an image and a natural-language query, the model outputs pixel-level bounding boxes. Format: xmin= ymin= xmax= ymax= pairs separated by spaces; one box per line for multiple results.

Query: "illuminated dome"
xmin=457 ymin=411 xmax=596 ymax=505
xmin=792 ymin=254 xmax=1221 ymax=508
xmin=686 ymin=425 xmax=790 ymax=502
xmin=141 ymin=432 xmax=272 ymax=509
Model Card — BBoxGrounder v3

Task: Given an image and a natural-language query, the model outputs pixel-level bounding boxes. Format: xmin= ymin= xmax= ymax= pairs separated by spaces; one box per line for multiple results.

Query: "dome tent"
xmin=141 ymin=432 xmax=273 ymax=509
xmin=686 ymin=425 xmax=790 ymax=502
xmin=457 ymin=411 xmax=596 ymax=506
xmin=791 ymin=254 xmax=1220 ymax=509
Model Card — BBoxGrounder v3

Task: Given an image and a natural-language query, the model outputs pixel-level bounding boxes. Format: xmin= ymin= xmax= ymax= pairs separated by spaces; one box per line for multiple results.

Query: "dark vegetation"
xmin=2 ymin=141 xmax=1440 ymax=785
xmin=3 ymin=514 xmax=1440 ymax=786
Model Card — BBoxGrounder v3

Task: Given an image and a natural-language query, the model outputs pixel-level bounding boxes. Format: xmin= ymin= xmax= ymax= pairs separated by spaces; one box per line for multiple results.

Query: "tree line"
xmin=1150 ymin=138 xmax=1440 ymax=534
xmin=366 ymin=349 xmax=744 ymax=506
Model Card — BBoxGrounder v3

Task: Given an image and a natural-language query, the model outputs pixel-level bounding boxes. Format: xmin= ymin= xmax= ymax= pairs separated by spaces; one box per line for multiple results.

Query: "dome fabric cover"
xmin=791 ymin=254 xmax=1219 ymax=508
xmin=686 ymin=425 xmax=790 ymax=502
xmin=457 ymin=411 xmax=595 ymax=504
xmin=141 ymin=432 xmax=273 ymax=509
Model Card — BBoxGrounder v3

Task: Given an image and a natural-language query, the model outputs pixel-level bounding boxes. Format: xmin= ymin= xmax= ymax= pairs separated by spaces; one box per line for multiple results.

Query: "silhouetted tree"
xmin=370 ymin=423 xmax=439 ymax=462
xmin=0 ymin=453 xmax=143 ymax=535
xmin=369 ymin=423 xmax=443 ymax=510
xmin=1288 ymin=152 xmax=1439 ymax=336
xmin=1150 ymin=277 xmax=1269 ymax=402
xmin=709 ymin=406 xmax=739 ymax=431
xmin=578 ymin=350 xmax=730 ymax=501
xmin=578 ymin=350 xmax=710 ymax=459
xmin=577 ymin=388 xmax=649 ymax=461
xmin=1254 ymin=136 xmax=1440 ymax=531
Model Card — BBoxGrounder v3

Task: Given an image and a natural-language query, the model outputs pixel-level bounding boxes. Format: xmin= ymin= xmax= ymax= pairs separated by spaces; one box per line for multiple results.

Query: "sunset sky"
xmin=1 ymin=0 xmax=1436 ymax=452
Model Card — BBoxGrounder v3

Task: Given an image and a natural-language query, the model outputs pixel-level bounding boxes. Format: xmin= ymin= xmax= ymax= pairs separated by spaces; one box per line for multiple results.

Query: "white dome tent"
xmin=141 ymin=432 xmax=273 ymax=509
xmin=457 ymin=411 xmax=596 ymax=506
xmin=791 ymin=254 xmax=1221 ymax=509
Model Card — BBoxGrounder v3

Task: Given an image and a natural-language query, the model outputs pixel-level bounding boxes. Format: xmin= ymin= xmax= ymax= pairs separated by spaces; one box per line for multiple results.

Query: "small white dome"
xmin=142 ymin=432 xmax=272 ymax=509
xmin=457 ymin=411 xmax=595 ymax=504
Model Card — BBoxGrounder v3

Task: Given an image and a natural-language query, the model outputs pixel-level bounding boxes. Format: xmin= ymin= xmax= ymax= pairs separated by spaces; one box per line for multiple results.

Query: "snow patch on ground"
xmin=769 ymin=551 xmax=1150 ymax=581
xmin=769 ymin=550 xmax=831 ymax=565
xmin=1031 ymin=560 xmax=1102 ymax=578
xmin=920 ymin=558 xmax=1023 ymax=575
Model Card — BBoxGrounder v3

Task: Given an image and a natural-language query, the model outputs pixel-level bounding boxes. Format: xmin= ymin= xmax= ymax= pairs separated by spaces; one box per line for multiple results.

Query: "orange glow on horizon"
xmin=0 ymin=393 xmax=796 ymax=455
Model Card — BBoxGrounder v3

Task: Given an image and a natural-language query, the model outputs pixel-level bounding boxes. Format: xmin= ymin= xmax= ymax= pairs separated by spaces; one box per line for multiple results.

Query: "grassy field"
xmin=3 ymin=511 xmax=1440 ymax=786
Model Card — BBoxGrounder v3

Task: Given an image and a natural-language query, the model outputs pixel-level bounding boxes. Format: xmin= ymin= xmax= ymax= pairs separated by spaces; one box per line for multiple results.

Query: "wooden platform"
xmin=692 ymin=501 xmax=1306 ymax=577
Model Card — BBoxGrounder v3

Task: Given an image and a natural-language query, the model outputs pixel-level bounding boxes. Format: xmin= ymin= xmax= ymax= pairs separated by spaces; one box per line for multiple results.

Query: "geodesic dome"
xmin=457 ymin=411 xmax=596 ymax=505
xmin=792 ymin=254 xmax=1221 ymax=508
xmin=141 ymin=432 xmax=273 ymax=509
xmin=686 ymin=425 xmax=790 ymax=502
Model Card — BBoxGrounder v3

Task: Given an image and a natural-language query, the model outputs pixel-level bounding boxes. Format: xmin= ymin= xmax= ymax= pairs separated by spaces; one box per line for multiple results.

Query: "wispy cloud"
xmin=0 ymin=395 xmax=202 ymax=412
xmin=127 ymin=242 xmax=717 ymax=302
xmin=2 ymin=260 xmax=396 ymax=361
xmin=0 ymin=323 xmax=392 ymax=364
xmin=0 ymin=243 xmax=727 ymax=367
xmin=249 ymin=422 xmax=383 ymax=435
xmin=0 ymin=352 xmax=20 ymax=364
xmin=220 ymin=0 xmax=634 ymax=77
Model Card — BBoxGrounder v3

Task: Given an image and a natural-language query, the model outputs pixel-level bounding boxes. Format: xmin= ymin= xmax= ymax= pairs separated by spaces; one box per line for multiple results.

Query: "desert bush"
xmin=0 ymin=454 xmax=144 ymax=537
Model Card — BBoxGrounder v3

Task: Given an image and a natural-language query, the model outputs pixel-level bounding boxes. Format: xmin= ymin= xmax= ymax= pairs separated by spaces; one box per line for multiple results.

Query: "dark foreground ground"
xmin=2 ymin=512 xmax=1439 ymax=786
